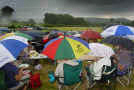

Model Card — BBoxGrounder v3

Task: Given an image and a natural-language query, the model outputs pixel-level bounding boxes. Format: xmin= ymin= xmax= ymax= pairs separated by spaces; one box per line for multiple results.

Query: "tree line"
xmin=2 ymin=13 xmax=134 ymax=28
xmin=43 ymin=13 xmax=134 ymax=27
xmin=44 ymin=13 xmax=88 ymax=27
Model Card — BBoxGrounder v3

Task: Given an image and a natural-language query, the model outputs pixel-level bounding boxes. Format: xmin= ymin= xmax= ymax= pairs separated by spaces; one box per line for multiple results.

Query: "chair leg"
xmin=116 ymin=77 xmax=126 ymax=87
xmin=123 ymin=76 xmax=130 ymax=86
xmin=73 ymin=82 xmax=81 ymax=90
xmin=85 ymin=75 xmax=90 ymax=89
xmin=89 ymin=82 xmax=96 ymax=88
xmin=85 ymin=73 xmax=96 ymax=88
xmin=58 ymin=84 xmax=63 ymax=90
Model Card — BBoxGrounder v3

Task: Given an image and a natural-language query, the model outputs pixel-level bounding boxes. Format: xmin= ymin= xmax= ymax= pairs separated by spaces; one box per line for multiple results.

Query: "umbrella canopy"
xmin=0 ymin=32 xmax=33 ymax=44
xmin=101 ymin=25 xmax=134 ymax=40
xmin=19 ymin=30 xmax=48 ymax=41
xmin=88 ymin=43 xmax=114 ymax=80
xmin=88 ymin=43 xmax=115 ymax=58
xmin=73 ymin=34 xmax=81 ymax=38
xmin=0 ymin=39 xmax=28 ymax=68
xmin=102 ymin=36 xmax=134 ymax=50
xmin=43 ymin=33 xmax=72 ymax=44
xmin=81 ymin=30 xmax=102 ymax=40
xmin=42 ymin=36 xmax=90 ymax=60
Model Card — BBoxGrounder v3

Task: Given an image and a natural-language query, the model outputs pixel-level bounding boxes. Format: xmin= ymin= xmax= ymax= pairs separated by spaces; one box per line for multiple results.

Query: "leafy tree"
xmin=44 ymin=13 xmax=88 ymax=26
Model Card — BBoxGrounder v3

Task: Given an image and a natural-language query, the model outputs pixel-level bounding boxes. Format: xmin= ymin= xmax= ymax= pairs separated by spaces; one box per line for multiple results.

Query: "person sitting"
xmin=54 ymin=60 xmax=82 ymax=90
xmin=114 ymin=46 xmax=132 ymax=72
xmin=112 ymin=45 xmax=133 ymax=86
xmin=1 ymin=62 xmax=29 ymax=90
xmin=18 ymin=41 xmax=34 ymax=65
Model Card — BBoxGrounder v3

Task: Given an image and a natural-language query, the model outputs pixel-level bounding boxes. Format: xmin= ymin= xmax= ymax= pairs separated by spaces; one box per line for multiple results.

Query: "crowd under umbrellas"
xmin=0 ymin=25 xmax=134 ymax=90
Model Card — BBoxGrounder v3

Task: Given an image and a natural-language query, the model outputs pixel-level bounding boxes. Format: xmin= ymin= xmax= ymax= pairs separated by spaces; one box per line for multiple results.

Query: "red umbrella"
xmin=43 ymin=35 xmax=50 ymax=44
xmin=43 ymin=33 xmax=71 ymax=44
xmin=80 ymin=30 xmax=102 ymax=40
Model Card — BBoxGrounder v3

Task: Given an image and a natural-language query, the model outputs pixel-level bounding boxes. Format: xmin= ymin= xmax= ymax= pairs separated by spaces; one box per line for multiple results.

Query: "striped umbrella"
xmin=0 ymin=32 xmax=33 ymax=44
xmin=101 ymin=25 xmax=134 ymax=40
xmin=42 ymin=36 xmax=90 ymax=60
xmin=0 ymin=39 xmax=28 ymax=68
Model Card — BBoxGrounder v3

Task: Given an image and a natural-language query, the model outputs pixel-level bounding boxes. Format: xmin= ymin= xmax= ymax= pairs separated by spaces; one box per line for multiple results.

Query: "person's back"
xmin=1 ymin=62 xmax=28 ymax=90
xmin=89 ymin=57 xmax=111 ymax=80
xmin=55 ymin=60 xmax=81 ymax=84
xmin=1 ymin=63 xmax=19 ymax=88
xmin=117 ymin=49 xmax=132 ymax=67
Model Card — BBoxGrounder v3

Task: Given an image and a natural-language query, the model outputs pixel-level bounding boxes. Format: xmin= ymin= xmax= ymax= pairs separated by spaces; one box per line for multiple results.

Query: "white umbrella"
xmin=101 ymin=25 xmax=134 ymax=40
xmin=72 ymin=34 xmax=80 ymax=37
xmin=0 ymin=39 xmax=28 ymax=68
xmin=88 ymin=43 xmax=115 ymax=58
xmin=88 ymin=43 xmax=115 ymax=80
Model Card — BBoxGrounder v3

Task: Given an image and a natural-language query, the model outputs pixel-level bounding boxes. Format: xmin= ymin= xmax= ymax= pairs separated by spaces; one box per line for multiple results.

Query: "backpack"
xmin=29 ymin=73 xmax=42 ymax=89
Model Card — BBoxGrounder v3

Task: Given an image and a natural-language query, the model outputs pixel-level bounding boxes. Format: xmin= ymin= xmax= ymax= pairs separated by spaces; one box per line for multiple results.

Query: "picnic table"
xmin=30 ymin=54 xmax=47 ymax=60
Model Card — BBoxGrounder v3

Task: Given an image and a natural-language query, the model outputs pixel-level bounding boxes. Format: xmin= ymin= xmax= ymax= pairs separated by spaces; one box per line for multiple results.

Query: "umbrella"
xmin=81 ymin=30 xmax=102 ymax=40
xmin=0 ymin=39 xmax=28 ymax=68
xmin=102 ymin=36 xmax=134 ymax=50
xmin=42 ymin=36 xmax=90 ymax=60
xmin=88 ymin=43 xmax=115 ymax=58
xmin=88 ymin=43 xmax=114 ymax=80
xmin=73 ymin=34 xmax=81 ymax=38
xmin=0 ymin=32 xmax=33 ymax=44
xmin=43 ymin=32 xmax=72 ymax=44
xmin=101 ymin=25 xmax=134 ymax=40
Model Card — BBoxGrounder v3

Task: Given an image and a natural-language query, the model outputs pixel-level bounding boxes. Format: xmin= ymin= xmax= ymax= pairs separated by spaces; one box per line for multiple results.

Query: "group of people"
xmin=54 ymin=39 xmax=134 ymax=88
xmin=0 ymin=34 xmax=134 ymax=90
xmin=0 ymin=41 xmax=38 ymax=90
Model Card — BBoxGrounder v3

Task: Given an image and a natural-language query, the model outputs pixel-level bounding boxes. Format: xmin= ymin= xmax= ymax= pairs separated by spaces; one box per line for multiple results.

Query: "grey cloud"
xmin=1 ymin=0 xmax=134 ymax=21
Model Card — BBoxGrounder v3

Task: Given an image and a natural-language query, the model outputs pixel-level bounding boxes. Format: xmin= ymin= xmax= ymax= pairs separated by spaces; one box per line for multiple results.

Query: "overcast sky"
xmin=1 ymin=0 xmax=134 ymax=22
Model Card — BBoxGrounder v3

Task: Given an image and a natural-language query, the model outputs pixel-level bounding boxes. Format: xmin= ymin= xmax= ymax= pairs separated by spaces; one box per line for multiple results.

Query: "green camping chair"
xmin=85 ymin=60 xmax=117 ymax=89
xmin=0 ymin=70 xmax=7 ymax=90
xmin=56 ymin=62 xmax=83 ymax=90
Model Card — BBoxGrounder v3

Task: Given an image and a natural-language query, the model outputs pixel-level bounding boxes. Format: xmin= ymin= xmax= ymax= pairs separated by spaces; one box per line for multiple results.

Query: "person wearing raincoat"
xmin=55 ymin=60 xmax=80 ymax=83
xmin=1 ymin=62 xmax=29 ymax=90
xmin=84 ymin=43 xmax=115 ymax=81
xmin=114 ymin=45 xmax=133 ymax=72
xmin=54 ymin=55 xmax=99 ymax=83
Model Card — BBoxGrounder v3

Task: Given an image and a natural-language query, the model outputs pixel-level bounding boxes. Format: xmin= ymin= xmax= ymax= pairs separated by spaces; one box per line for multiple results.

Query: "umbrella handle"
xmin=64 ymin=32 xmax=66 ymax=37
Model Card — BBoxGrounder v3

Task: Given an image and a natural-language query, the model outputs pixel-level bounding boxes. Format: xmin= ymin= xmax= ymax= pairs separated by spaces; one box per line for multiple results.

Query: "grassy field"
xmin=34 ymin=59 xmax=134 ymax=90
xmin=37 ymin=27 xmax=134 ymax=90
xmin=43 ymin=27 xmax=103 ymax=32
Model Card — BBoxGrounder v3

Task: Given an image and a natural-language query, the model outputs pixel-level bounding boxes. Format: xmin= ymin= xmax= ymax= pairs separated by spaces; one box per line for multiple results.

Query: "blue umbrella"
xmin=102 ymin=36 xmax=134 ymax=50
xmin=0 ymin=39 xmax=28 ymax=68
xmin=101 ymin=25 xmax=134 ymax=40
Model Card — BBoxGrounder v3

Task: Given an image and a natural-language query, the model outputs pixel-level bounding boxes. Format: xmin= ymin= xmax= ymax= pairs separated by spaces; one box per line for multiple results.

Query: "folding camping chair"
xmin=116 ymin=65 xmax=133 ymax=87
xmin=115 ymin=49 xmax=133 ymax=87
xmin=55 ymin=62 xmax=83 ymax=90
xmin=85 ymin=59 xmax=117 ymax=89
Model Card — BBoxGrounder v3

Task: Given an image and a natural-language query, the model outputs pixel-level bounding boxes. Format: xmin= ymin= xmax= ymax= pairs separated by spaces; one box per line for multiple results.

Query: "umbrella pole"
xmin=64 ymin=32 xmax=66 ymax=38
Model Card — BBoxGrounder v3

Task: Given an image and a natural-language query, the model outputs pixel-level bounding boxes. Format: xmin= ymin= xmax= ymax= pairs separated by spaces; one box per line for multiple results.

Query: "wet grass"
xmin=43 ymin=27 xmax=103 ymax=33
xmin=32 ymin=59 xmax=134 ymax=90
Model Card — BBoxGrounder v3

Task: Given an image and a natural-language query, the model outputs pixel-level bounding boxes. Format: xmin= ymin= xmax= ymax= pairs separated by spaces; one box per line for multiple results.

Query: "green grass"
xmin=43 ymin=27 xmax=103 ymax=33
xmin=33 ymin=59 xmax=134 ymax=90
xmin=36 ymin=27 xmax=134 ymax=90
